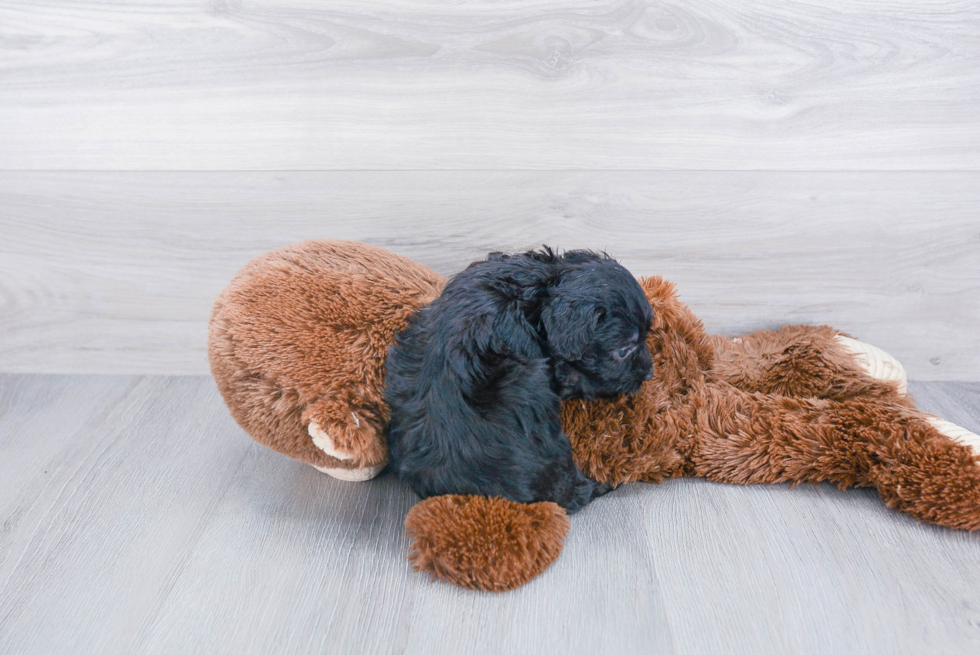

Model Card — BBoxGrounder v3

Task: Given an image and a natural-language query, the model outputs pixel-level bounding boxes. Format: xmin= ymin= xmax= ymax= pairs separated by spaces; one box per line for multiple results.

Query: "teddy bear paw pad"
xmin=834 ymin=335 xmax=908 ymax=394
xmin=308 ymin=420 xmax=355 ymax=461
xmin=312 ymin=463 xmax=384 ymax=482
xmin=926 ymin=416 xmax=980 ymax=456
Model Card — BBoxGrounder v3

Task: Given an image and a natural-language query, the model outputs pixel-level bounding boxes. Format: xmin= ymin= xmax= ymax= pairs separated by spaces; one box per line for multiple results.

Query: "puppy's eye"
xmin=615 ymin=345 xmax=636 ymax=359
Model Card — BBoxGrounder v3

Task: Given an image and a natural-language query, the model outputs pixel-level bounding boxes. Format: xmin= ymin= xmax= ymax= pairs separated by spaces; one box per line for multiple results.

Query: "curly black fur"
xmin=384 ymin=248 xmax=654 ymax=513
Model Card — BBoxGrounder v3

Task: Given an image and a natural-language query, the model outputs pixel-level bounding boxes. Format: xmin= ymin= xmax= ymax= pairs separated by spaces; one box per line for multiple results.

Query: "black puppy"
xmin=384 ymin=248 xmax=654 ymax=513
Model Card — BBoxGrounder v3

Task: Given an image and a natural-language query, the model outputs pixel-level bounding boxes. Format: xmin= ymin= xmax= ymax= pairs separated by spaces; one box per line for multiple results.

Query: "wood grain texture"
xmin=1 ymin=0 xmax=978 ymax=170
xmin=1 ymin=375 xmax=979 ymax=654
xmin=0 ymin=375 xmax=253 ymax=653
xmin=1 ymin=171 xmax=978 ymax=378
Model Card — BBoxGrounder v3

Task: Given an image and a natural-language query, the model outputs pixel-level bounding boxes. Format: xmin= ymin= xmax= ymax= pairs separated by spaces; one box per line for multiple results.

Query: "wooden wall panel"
xmin=1 ymin=171 xmax=977 ymax=378
xmin=0 ymin=0 xmax=977 ymax=170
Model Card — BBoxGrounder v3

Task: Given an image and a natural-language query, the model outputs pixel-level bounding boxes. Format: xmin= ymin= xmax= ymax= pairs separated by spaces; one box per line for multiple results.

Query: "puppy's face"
xmin=542 ymin=258 xmax=654 ymax=400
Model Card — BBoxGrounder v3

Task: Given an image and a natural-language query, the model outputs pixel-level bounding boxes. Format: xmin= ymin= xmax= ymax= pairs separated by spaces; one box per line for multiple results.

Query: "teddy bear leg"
xmin=869 ymin=414 xmax=980 ymax=530
xmin=404 ymin=495 xmax=570 ymax=591
xmin=303 ymin=395 xmax=388 ymax=482
xmin=694 ymin=389 xmax=980 ymax=530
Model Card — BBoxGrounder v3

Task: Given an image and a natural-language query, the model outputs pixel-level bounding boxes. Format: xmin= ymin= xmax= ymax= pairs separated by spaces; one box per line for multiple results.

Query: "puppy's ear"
xmin=541 ymin=297 xmax=601 ymax=361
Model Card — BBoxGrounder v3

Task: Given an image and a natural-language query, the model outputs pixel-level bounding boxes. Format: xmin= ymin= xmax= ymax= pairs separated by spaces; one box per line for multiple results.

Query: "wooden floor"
xmin=1 ymin=374 xmax=979 ymax=654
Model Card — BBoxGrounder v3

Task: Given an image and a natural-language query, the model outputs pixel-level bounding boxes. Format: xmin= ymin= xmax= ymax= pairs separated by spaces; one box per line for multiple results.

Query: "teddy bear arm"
xmin=303 ymin=392 xmax=388 ymax=471
xmin=709 ymin=325 xmax=907 ymax=400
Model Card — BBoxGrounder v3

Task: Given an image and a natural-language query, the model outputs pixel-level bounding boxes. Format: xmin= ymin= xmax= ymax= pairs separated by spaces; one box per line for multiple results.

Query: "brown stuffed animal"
xmin=209 ymin=240 xmax=444 ymax=481
xmin=209 ymin=240 xmax=980 ymax=592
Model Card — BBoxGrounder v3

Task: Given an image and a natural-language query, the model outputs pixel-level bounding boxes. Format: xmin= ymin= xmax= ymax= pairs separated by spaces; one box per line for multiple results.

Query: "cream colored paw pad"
xmin=313 ymin=463 xmax=384 ymax=482
xmin=308 ymin=420 xmax=354 ymax=461
xmin=834 ymin=335 xmax=908 ymax=395
xmin=926 ymin=416 xmax=980 ymax=456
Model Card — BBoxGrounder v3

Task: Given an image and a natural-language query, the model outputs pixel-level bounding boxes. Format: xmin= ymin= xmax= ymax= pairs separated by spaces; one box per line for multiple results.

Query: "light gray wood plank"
xmin=0 ymin=375 xmax=253 ymax=654
xmin=2 ymin=375 xmax=980 ymax=654
xmin=134 ymin=454 xmax=426 ymax=655
xmin=1 ymin=171 xmax=978 ymax=379
xmin=1 ymin=0 xmax=978 ymax=170
xmin=0 ymin=375 xmax=139 ymax=584
xmin=643 ymin=480 xmax=980 ymax=654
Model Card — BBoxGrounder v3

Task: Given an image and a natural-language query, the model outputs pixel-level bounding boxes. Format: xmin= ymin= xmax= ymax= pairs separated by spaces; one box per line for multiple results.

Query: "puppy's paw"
xmin=834 ymin=335 xmax=908 ymax=394
xmin=313 ymin=463 xmax=385 ymax=482
xmin=925 ymin=416 xmax=980 ymax=458
xmin=308 ymin=420 xmax=355 ymax=462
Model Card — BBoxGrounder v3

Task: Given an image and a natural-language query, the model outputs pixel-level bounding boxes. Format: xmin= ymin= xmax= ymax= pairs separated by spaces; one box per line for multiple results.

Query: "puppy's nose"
xmin=643 ymin=367 xmax=654 ymax=381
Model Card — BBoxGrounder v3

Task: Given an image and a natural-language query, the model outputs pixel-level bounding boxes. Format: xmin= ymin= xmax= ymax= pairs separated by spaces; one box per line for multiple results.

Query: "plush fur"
xmin=209 ymin=240 xmax=980 ymax=592
xmin=404 ymin=495 xmax=570 ymax=592
xmin=208 ymin=240 xmax=445 ymax=474
xmin=385 ymin=248 xmax=654 ymax=513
